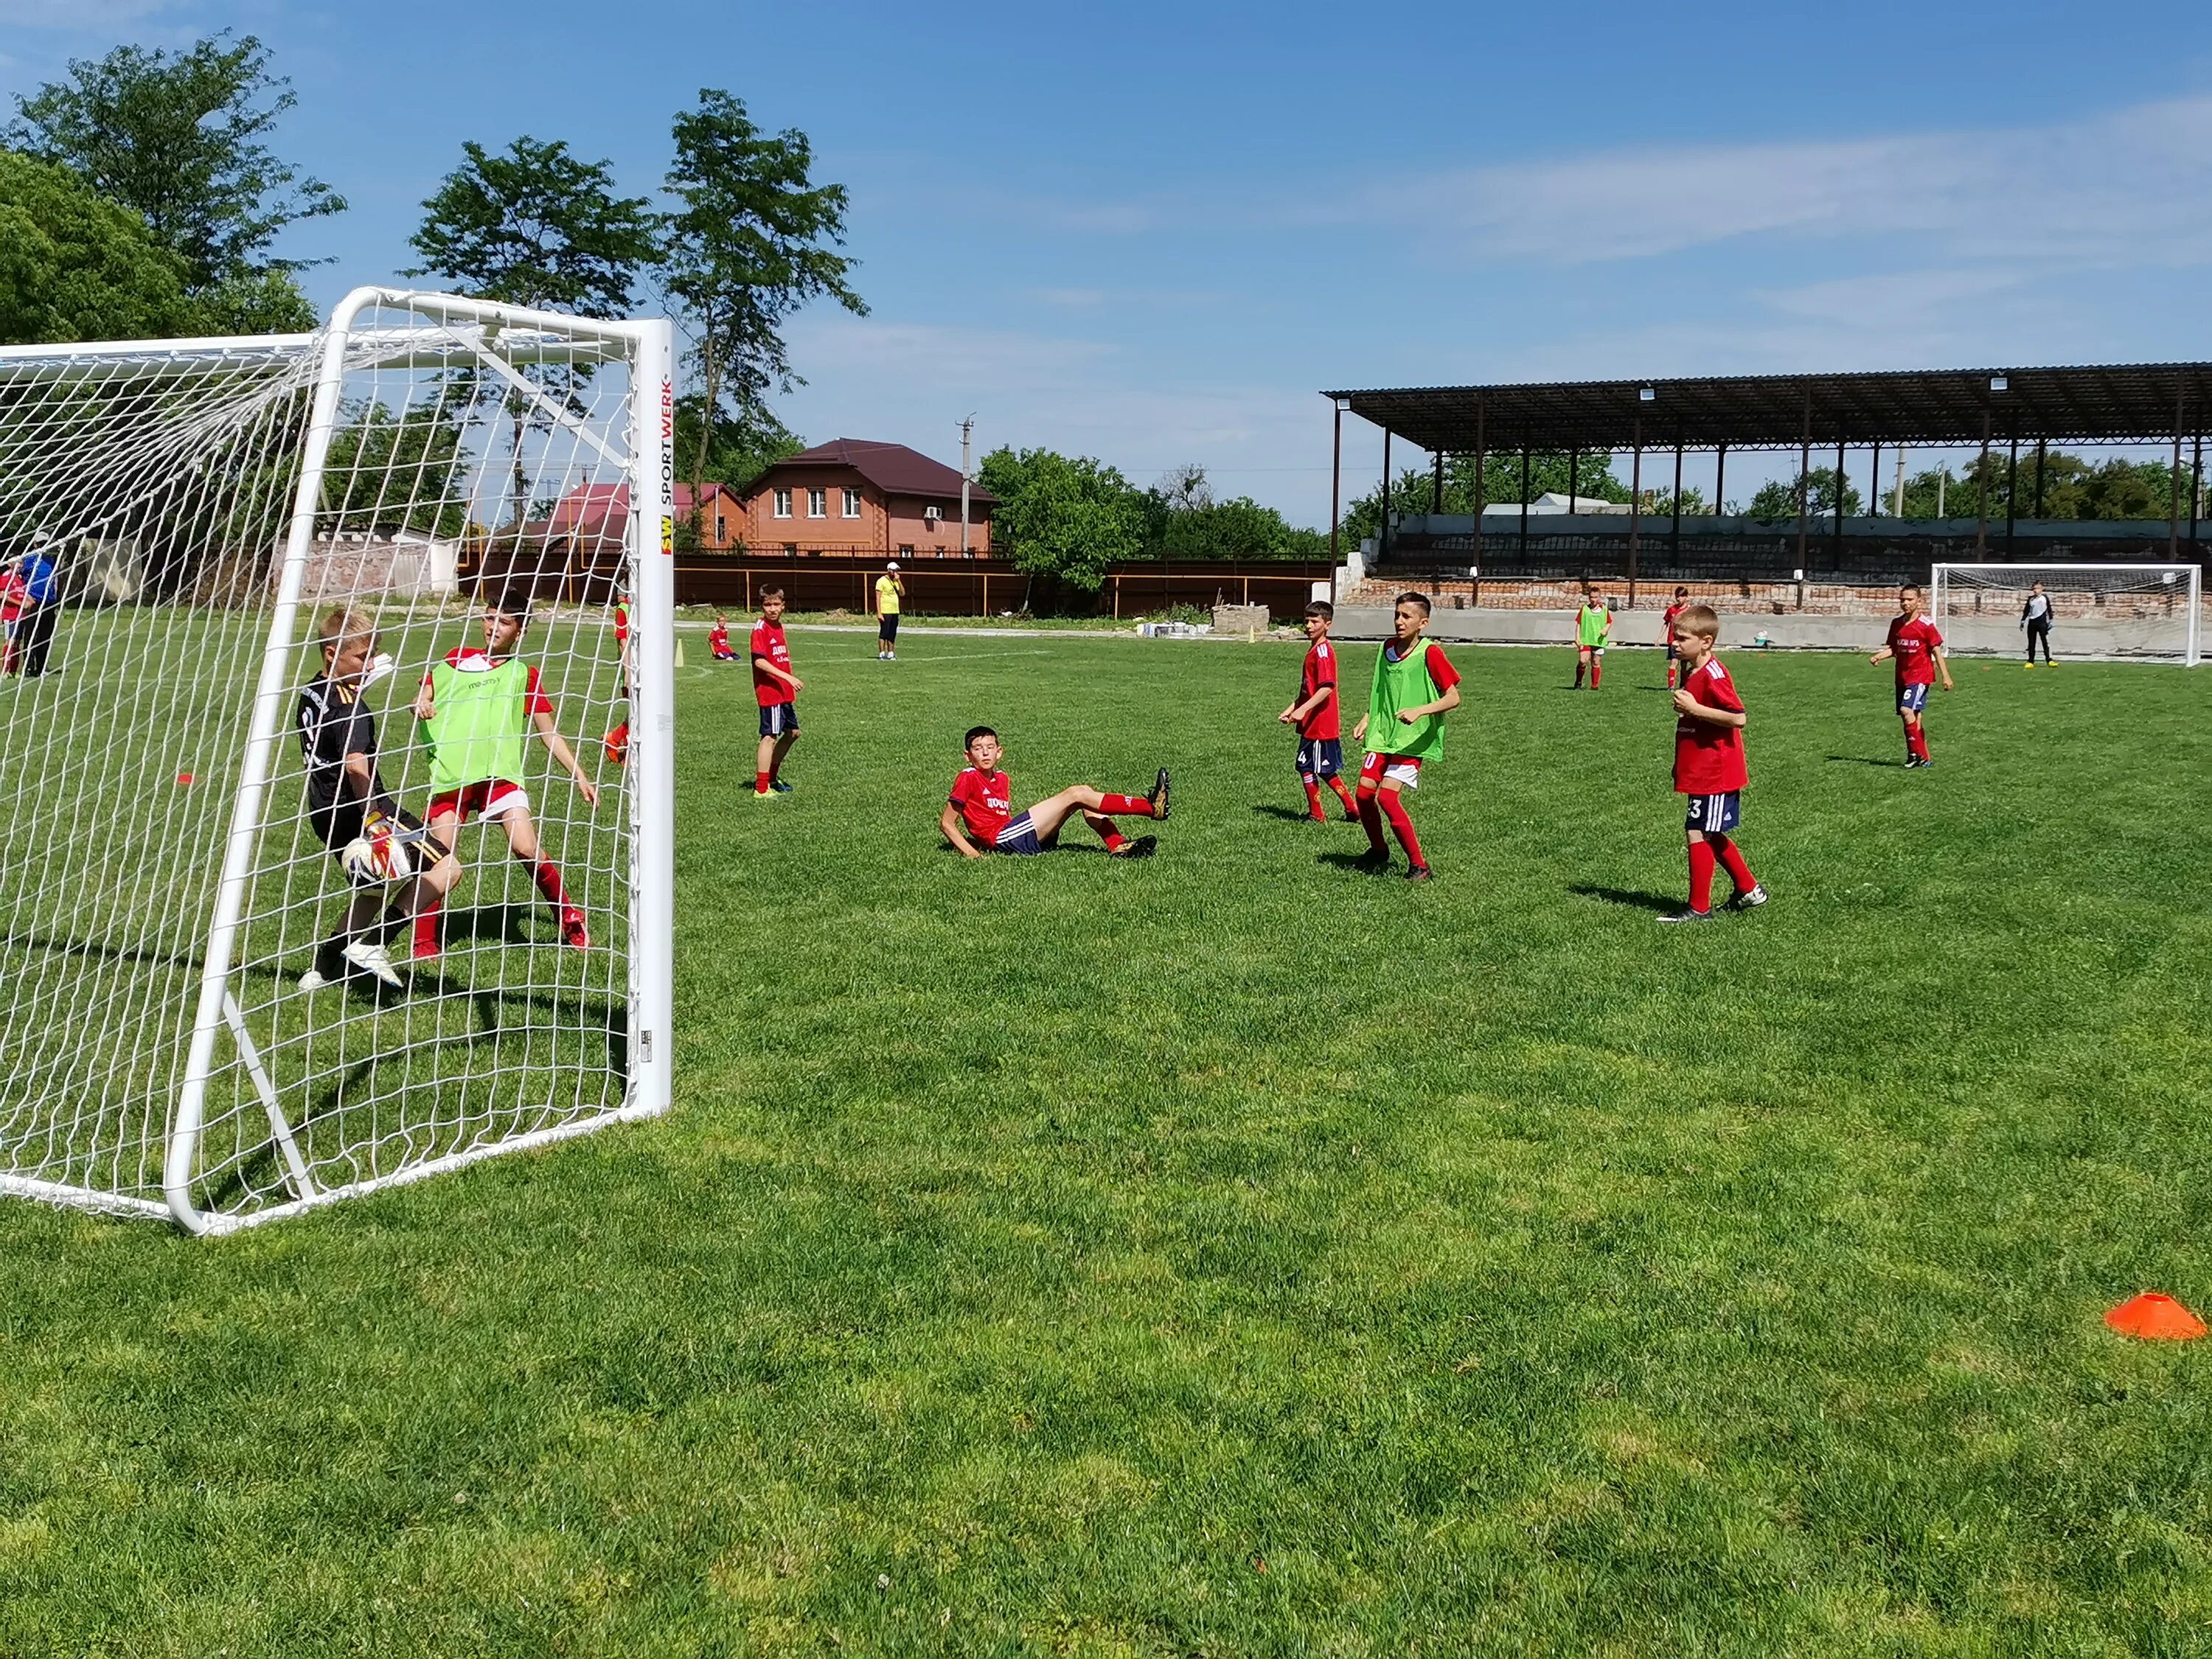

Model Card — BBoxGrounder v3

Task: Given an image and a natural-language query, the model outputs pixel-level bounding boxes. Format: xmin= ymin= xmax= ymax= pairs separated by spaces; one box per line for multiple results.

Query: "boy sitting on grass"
xmin=940 ymin=726 xmax=1168 ymax=859
xmin=709 ymin=613 xmax=738 ymax=661
xmin=1661 ymin=605 xmax=1767 ymax=923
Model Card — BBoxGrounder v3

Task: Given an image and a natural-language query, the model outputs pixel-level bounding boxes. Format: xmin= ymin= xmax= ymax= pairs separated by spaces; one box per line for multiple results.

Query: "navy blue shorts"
xmin=993 ymin=812 xmax=1043 ymax=855
xmin=1896 ymin=683 xmax=1929 ymax=714
xmin=759 ymin=701 xmax=800 ymax=738
xmin=1685 ymin=791 xmax=1742 ymax=834
xmin=1296 ymin=737 xmax=1343 ymax=779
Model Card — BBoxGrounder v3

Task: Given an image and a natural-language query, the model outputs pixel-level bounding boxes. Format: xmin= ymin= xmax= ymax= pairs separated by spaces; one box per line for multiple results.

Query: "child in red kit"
xmin=1278 ymin=599 xmax=1359 ymax=823
xmin=1662 ymin=585 xmax=1689 ymax=689
xmin=751 ymin=589 xmax=802 ymax=796
xmin=1869 ymin=582 xmax=1952 ymax=768
xmin=709 ymin=613 xmax=737 ymax=661
xmin=940 ymin=726 xmax=1168 ymax=859
xmin=1352 ymin=592 xmax=1461 ymax=881
xmin=1660 ymin=605 xmax=1767 ymax=923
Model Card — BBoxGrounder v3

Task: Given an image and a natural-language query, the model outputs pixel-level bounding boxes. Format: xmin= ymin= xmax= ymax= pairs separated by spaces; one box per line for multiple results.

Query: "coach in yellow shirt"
xmin=875 ymin=562 xmax=904 ymax=661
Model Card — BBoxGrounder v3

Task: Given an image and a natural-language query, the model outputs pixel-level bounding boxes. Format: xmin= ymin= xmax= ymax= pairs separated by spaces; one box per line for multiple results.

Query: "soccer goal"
xmin=1930 ymin=563 xmax=2203 ymax=665
xmin=0 ymin=289 xmax=674 ymax=1234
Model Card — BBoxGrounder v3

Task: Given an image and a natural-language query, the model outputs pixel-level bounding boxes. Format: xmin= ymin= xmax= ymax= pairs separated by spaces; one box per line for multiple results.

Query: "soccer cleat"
xmin=1110 ymin=834 xmax=1158 ymax=859
xmin=1148 ymin=767 xmax=1171 ymax=821
xmin=342 ymin=939 xmax=405 ymax=988
xmin=298 ymin=967 xmax=333 ymax=992
xmin=1727 ymin=884 xmax=1768 ymax=911
xmin=603 ymin=723 xmax=630 ymax=765
xmin=771 ymin=779 xmax=794 ymax=793
xmin=1406 ymin=863 xmax=1433 ymax=883
xmin=561 ymin=909 xmax=591 ymax=950
xmin=1356 ymin=848 xmax=1394 ymax=872
xmin=1656 ymin=907 xmax=1716 ymax=924
xmin=754 ymin=788 xmax=776 ymax=799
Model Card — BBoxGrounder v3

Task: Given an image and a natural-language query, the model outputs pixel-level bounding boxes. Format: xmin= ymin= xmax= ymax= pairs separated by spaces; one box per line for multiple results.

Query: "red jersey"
xmin=1662 ymin=602 xmax=1686 ymax=641
xmin=708 ymin=624 xmax=731 ymax=654
xmin=751 ymin=619 xmax=793 ymax=706
xmin=947 ymin=766 xmax=1012 ymax=843
xmin=0 ymin=573 xmax=26 ymax=624
xmin=427 ymin=648 xmax=553 ymax=717
xmin=1674 ymin=654 xmax=1747 ymax=794
xmin=1296 ymin=639 xmax=1340 ymax=740
xmin=1886 ymin=615 xmax=1944 ymax=686
xmin=613 ymin=601 xmax=630 ymax=647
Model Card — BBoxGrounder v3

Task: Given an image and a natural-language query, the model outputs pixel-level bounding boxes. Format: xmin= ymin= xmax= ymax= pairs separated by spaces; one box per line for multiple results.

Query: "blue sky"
xmin=7 ymin=0 xmax=2212 ymax=524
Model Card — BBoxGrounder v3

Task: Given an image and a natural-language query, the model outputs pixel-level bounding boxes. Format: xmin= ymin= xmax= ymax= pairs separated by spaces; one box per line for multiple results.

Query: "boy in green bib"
xmin=408 ymin=591 xmax=601 ymax=959
xmin=1351 ymin=591 xmax=1461 ymax=880
xmin=1573 ymin=584 xmax=1613 ymax=689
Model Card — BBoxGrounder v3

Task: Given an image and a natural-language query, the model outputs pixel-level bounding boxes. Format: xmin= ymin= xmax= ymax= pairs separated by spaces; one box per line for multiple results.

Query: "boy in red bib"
xmin=941 ymin=726 xmax=1167 ymax=859
xmin=1869 ymin=582 xmax=1952 ymax=768
xmin=1279 ymin=599 xmax=1359 ymax=823
xmin=1660 ymin=605 xmax=1767 ymax=924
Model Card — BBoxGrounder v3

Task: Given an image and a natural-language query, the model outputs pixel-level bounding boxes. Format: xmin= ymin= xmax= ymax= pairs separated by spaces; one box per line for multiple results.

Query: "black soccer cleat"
xmin=1656 ymin=907 xmax=1717 ymax=925
xmin=1406 ymin=863 xmax=1433 ymax=883
xmin=1111 ymin=834 xmax=1158 ymax=859
xmin=1148 ymin=767 xmax=1171 ymax=821
xmin=1356 ymin=848 xmax=1394 ymax=873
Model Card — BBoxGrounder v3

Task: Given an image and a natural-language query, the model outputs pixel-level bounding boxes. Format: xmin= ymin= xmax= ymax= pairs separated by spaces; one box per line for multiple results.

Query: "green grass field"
xmin=3 ymin=633 xmax=2209 ymax=1655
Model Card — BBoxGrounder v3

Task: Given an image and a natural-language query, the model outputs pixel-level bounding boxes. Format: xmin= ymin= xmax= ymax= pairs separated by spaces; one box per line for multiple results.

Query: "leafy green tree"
xmin=0 ymin=149 xmax=202 ymax=344
xmin=662 ymin=90 xmax=863 ymax=535
xmin=673 ymin=395 xmax=803 ymax=495
xmin=1746 ymin=467 xmax=1860 ymax=521
xmin=978 ymin=446 xmax=1145 ymax=593
xmin=321 ymin=403 xmax=469 ymax=539
xmin=8 ymin=33 xmax=333 ymax=332
xmin=1894 ymin=451 xmax=2188 ymax=521
xmin=1339 ymin=450 xmax=1628 ymax=546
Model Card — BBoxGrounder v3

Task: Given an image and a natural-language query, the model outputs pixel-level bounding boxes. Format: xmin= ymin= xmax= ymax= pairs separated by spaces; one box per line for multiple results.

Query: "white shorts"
xmin=1360 ymin=753 xmax=1422 ymax=790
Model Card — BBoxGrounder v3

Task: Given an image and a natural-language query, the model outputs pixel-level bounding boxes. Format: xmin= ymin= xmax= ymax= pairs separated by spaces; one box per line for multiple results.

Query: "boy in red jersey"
xmin=1278 ymin=599 xmax=1359 ymax=822
xmin=1660 ymin=605 xmax=1767 ymax=924
xmin=1352 ymin=592 xmax=1461 ymax=881
xmin=941 ymin=726 xmax=1169 ymax=859
xmin=751 ymin=588 xmax=802 ymax=796
xmin=709 ymin=613 xmax=738 ymax=661
xmin=408 ymin=592 xmax=601 ymax=959
xmin=1661 ymin=585 xmax=1690 ymax=689
xmin=1869 ymin=582 xmax=1953 ymax=768
xmin=603 ymin=586 xmax=632 ymax=765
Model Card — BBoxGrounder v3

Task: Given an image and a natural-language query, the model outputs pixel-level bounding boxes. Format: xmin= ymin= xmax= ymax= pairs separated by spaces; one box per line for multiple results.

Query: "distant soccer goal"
xmin=0 ymin=289 xmax=675 ymax=1234
xmin=1930 ymin=563 xmax=2203 ymax=665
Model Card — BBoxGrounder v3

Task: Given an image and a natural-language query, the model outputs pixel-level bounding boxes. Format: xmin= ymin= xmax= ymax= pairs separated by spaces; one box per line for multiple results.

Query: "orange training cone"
xmin=2104 ymin=1293 xmax=2207 ymax=1340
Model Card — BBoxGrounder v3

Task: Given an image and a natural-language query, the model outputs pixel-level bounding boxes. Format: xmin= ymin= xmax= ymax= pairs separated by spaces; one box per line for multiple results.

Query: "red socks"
xmin=756 ymin=769 xmax=772 ymax=793
xmin=1687 ymin=839 xmax=1717 ymax=913
xmin=1328 ymin=776 xmax=1358 ymax=816
xmin=1379 ymin=790 xmax=1425 ymax=869
xmin=1710 ymin=834 xmax=1756 ymax=894
xmin=1573 ymin=661 xmax=1585 ymax=688
xmin=1905 ymin=723 xmax=1929 ymax=762
xmin=530 ymin=857 xmax=570 ymax=912
xmin=414 ymin=897 xmax=442 ymax=956
xmin=1356 ymin=785 xmax=1387 ymax=853
xmin=1590 ymin=656 xmax=1602 ymax=689
xmin=1302 ymin=778 xmax=1325 ymax=821
xmin=1096 ymin=793 xmax=1155 ymax=818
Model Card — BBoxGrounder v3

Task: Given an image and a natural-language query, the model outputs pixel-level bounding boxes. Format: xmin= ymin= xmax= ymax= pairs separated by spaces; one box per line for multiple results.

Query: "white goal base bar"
xmin=1930 ymin=562 xmax=2202 ymax=665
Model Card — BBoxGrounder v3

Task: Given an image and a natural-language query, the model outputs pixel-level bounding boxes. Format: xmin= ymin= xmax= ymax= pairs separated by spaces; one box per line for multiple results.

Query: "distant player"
xmin=409 ymin=591 xmax=600 ymax=959
xmin=296 ymin=606 xmax=444 ymax=990
xmin=1574 ymin=585 xmax=1613 ymax=689
xmin=1869 ymin=582 xmax=1952 ymax=768
xmin=1352 ymin=591 xmax=1461 ymax=881
xmin=751 ymin=588 xmax=801 ymax=796
xmin=875 ymin=562 xmax=905 ymax=660
xmin=709 ymin=613 xmax=738 ymax=661
xmin=1660 ymin=605 xmax=1767 ymax=924
xmin=0 ymin=562 xmax=27 ymax=676
xmin=940 ymin=726 xmax=1167 ymax=858
xmin=2021 ymin=580 xmax=2053 ymax=667
xmin=1661 ymin=585 xmax=1690 ymax=689
xmin=603 ymin=586 xmax=632 ymax=765
xmin=1279 ymin=599 xmax=1359 ymax=823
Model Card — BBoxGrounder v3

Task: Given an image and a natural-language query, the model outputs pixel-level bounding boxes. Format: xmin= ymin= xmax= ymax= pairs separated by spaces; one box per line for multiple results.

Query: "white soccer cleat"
xmin=342 ymin=939 xmax=405 ymax=988
xmin=298 ymin=967 xmax=332 ymax=992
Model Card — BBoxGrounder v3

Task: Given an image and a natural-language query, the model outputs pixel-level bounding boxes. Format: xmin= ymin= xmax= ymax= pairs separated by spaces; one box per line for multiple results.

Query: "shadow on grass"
xmin=1319 ymin=850 xmax=1392 ymax=875
xmin=1570 ymin=883 xmax=1680 ymax=914
xmin=1251 ymin=803 xmax=1323 ymax=822
xmin=1825 ymin=754 xmax=1907 ymax=768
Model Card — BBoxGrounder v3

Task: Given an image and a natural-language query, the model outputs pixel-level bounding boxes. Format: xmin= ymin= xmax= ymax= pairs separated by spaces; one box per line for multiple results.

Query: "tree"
xmin=321 ymin=403 xmax=470 ymax=540
xmin=1745 ymin=467 xmax=1860 ymax=521
xmin=1338 ymin=450 xmax=1627 ymax=546
xmin=662 ymin=90 xmax=863 ymax=535
xmin=672 ymin=395 xmax=804 ymax=498
xmin=0 ymin=149 xmax=204 ymax=345
xmin=9 ymin=33 xmax=335 ymax=332
xmin=978 ymin=447 xmax=1145 ymax=593
xmin=409 ymin=136 xmax=660 ymax=521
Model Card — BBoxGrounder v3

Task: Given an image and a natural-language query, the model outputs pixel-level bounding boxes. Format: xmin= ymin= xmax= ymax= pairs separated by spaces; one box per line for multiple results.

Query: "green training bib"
xmin=422 ymin=658 xmax=530 ymax=791
xmin=1366 ymin=641 xmax=1445 ymax=760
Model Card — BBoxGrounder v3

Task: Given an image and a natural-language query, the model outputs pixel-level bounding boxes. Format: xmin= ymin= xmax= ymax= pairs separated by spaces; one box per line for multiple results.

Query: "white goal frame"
xmin=0 ymin=288 xmax=675 ymax=1234
xmin=1930 ymin=561 xmax=2203 ymax=666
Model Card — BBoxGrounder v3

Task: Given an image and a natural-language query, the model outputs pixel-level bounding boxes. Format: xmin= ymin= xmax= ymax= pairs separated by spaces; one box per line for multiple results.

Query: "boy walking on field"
xmin=1662 ymin=585 xmax=1690 ymax=689
xmin=1661 ymin=605 xmax=1767 ymax=924
xmin=939 ymin=726 xmax=1168 ymax=859
xmin=1870 ymin=582 xmax=1952 ymax=768
xmin=1352 ymin=591 xmax=1461 ymax=881
xmin=409 ymin=592 xmax=600 ymax=959
xmin=751 ymin=588 xmax=801 ymax=796
xmin=1574 ymin=585 xmax=1613 ymax=689
xmin=1279 ymin=599 xmax=1359 ymax=823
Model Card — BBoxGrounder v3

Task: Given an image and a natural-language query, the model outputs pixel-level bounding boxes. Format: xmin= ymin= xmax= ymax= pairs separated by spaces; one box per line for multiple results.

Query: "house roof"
xmin=544 ymin=481 xmax=736 ymax=540
xmin=765 ymin=439 xmax=995 ymax=504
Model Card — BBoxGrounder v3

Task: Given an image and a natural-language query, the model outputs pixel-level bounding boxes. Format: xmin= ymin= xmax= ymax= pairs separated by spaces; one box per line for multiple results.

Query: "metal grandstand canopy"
xmin=1324 ymin=363 xmax=2212 ymax=454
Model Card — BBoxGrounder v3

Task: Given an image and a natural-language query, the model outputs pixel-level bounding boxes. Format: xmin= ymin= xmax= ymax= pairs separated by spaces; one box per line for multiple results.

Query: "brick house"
xmin=742 ymin=439 xmax=993 ymax=557
xmin=546 ymin=481 xmax=746 ymax=552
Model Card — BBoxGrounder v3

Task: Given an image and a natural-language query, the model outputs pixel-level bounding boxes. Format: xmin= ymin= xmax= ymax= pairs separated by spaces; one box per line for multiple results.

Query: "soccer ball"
xmin=340 ymin=819 xmax=413 ymax=885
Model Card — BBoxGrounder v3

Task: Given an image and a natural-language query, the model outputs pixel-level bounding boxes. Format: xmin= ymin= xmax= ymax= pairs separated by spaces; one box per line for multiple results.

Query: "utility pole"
xmin=959 ymin=414 xmax=975 ymax=554
xmin=1893 ymin=447 xmax=1906 ymax=518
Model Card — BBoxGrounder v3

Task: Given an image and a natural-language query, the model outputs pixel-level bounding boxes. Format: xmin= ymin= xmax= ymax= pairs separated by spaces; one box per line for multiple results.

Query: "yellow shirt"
xmin=875 ymin=574 xmax=901 ymax=615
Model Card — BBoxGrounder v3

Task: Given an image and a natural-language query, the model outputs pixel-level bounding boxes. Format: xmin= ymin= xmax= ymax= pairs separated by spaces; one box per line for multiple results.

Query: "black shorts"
xmin=759 ymin=701 xmax=800 ymax=738
xmin=1295 ymin=737 xmax=1343 ymax=778
xmin=879 ymin=613 xmax=900 ymax=642
xmin=310 ymin=801 xmax=420 ymax=873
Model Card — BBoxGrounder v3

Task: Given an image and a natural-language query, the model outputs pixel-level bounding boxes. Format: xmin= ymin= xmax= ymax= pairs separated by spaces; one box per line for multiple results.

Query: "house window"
xmin=714 ymin=513 xmax=727 ymax=542
xmin=842 ymin=487 xmax=861 ymax=518
xmin=773 ymin=488 xmax=791 ymax=519
xmin=808 ymin=487 xmax=827 ymax=518
xmin=784 ymin=542 xmax=799 ymax=555
xmin=898 ymin=544 xmax=914 ymax=556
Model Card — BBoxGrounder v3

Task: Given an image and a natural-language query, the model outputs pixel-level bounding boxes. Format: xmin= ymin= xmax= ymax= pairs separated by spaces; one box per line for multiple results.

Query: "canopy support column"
xmin=1975 ymin=410 xmax=1992 ymax=553
xmin=1470 ymin=397 xmax=1485 ymax=605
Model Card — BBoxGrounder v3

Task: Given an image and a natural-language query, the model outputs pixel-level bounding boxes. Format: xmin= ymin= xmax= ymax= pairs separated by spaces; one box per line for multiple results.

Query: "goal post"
xmin=1930 ymin=562 xmax=2203 ymax=665
xmin=0 ymin=288 xmax=674 ymax=1234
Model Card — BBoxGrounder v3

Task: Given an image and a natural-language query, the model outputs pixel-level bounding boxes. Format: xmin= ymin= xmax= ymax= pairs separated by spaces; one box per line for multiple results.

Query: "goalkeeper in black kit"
xmin=294 ymin=607 xmax=445 ymax=991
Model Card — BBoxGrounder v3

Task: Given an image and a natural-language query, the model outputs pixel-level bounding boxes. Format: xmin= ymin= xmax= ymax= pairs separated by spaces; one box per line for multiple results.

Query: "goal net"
xmin=1931 ymin=562 xmax=2204 ymax=664
xmin=0 ymin=289 xmax=673 ymax=1234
